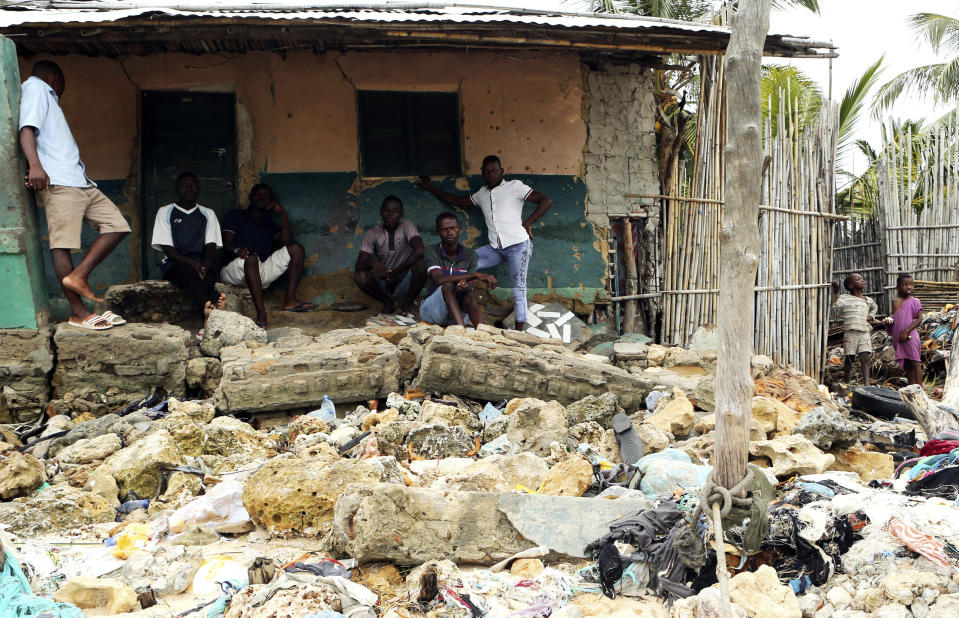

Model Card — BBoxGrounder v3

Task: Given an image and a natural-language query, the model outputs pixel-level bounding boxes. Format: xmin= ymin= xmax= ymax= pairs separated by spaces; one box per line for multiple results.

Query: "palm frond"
xmin=770 ymin=0 xmax=820 ymax=13
xmin=761 ymin=64 xmax=822 ymax=138
xmin=837 ymin=57 xmax=884 ymax=159
xmin=909 ymin=12 xmax=959 ymax=55
xmin=872 ymin=62 xmax=945 ymax=115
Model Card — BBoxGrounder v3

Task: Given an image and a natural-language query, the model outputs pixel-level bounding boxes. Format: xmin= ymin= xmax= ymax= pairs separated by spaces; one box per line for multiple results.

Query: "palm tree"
xmin=873 ymin=12 xmax=959 ymax=113
xmin=761 ymin=64 xmax=822 ymax=138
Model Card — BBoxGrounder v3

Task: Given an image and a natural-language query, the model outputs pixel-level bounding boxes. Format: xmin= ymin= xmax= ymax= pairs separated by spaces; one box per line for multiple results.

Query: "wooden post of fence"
xmin=622 ymin=219 xmax=639 ymax=333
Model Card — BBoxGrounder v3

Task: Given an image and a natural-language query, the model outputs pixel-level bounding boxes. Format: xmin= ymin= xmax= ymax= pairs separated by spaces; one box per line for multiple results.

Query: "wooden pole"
xmin=714 ymin=0 xmax=771 ymax=494
xmin=899 ymin=384 xmax=959 ymax=438
xmin=622 ymin=219 xmax=639 ymax=333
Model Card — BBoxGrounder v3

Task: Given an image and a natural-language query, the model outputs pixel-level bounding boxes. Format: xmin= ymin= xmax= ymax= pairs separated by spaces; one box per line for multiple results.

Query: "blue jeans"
xmin=374 ymin=269 xmax=411 ymax=301
xmin=476 ymin=239 xmax=532 ymax=323
xmin=419 ymin=286 xmax=469 ymax=326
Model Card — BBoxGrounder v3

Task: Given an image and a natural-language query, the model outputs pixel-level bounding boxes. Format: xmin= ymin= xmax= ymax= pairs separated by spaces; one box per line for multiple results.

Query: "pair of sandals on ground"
xmin=69 ymin=310 xmax=127 ymax=331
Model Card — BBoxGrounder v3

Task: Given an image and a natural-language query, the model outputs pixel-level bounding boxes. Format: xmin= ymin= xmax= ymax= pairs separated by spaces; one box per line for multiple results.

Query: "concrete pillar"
xmin=0 ymin=35 xmax=48 ymax=328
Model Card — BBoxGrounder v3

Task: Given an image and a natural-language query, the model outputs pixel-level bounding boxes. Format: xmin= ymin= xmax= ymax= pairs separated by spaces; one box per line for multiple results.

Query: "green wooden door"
xmin=141 ymin=91 xmax=236 ymax=279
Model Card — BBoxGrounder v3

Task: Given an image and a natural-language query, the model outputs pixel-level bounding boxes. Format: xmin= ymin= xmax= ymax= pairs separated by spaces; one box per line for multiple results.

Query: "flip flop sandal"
xmin=67 ymin=314 xmax=114 ymax=330
xmin=284 ymin=302 xmax=318 ymax=312
xmin=101 ymin=310 xmax=127 ymax=325
xmin=611 ymin=412 xmax=645 ymax=466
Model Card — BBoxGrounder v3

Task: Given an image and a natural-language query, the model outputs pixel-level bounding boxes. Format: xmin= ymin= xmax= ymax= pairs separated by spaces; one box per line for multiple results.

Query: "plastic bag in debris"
xmin=637 ymin=449 xmax=710 ymax=498
xmin=480 ymin=434 xmax=513 ymax=456
xmin=192 ymin=555 xmax=249 ymax=595
xmin=479 ymin=403 xmax=503 ymax=424
xmin=111 ymin=523 xmax=151 ymax=559
xmin=169 ymin=480 xmax=252 ymax=534
xmin=1 ymin=549 xmax=85 ymax=618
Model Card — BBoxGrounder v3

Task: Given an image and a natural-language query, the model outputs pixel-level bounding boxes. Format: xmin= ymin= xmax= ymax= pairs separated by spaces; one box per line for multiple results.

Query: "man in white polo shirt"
xmin=19 ymin=60 xmax=131 ymax=330
xmin=418 ymin=155 xmax=552 ymax=331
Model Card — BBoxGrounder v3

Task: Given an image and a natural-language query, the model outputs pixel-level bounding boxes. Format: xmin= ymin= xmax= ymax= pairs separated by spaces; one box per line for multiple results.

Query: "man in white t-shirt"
xmin=151 ymin=171 xmax=226 ymax=323
xmin=19 ymin=60 xmax=131 ymax=330
xmin=418 ymin=155 xmax=552 ymax=330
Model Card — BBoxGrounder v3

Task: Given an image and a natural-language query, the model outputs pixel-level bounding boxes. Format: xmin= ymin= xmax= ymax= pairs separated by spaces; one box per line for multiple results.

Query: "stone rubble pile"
xmin=0 ymin=320 xmax=956 ymax=617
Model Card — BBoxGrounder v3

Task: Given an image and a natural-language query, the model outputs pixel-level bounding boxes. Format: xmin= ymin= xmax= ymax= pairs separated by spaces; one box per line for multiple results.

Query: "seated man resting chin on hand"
xmin=220 ymin=183 xmax=316 ymax=328
xmin=419 ymin=211 xmax=496 ymax=327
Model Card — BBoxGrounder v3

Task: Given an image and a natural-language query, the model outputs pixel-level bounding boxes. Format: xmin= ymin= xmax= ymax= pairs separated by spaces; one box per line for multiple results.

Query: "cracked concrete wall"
xmin=15 ymin=50 xmax=655 ymax=315
xmin=583 ymin=62 xmax=658 ymax=229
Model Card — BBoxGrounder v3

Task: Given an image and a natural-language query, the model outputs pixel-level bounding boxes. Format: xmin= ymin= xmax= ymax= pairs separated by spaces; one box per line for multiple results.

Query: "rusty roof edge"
xmin=0 ymin=4 xmax=837 ymax=57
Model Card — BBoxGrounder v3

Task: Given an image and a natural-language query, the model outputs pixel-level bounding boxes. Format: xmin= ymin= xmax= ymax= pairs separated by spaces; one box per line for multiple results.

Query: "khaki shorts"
xmin=221 ymin=246 xmax=291 ymax=288
xmin=37 ymin=185 xmax=131 ymax=249
xmin=843 ymin=330 xmax=872 ymax=356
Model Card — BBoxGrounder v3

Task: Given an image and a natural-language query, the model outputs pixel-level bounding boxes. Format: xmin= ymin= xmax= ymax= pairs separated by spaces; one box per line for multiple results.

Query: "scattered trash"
xmin=2 ymin=320 xmax=958 ymax=616
xmin=308 ymin=395 xmax=338 ymax=423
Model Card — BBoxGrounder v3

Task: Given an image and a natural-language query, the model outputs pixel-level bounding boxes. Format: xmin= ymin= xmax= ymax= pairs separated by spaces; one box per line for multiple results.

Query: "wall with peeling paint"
xmin=17 ymin=49 xmax=655 ymax=317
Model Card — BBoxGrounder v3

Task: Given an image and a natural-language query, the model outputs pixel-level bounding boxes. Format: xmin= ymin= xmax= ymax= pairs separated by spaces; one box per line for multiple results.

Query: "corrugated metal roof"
xmin=0 ymin=2 xmax=836 ymax=58
xmin=0 ymin=2 xmax=758 ymax=35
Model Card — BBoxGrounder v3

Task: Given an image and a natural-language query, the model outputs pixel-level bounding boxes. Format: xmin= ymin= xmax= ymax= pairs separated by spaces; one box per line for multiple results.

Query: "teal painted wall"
xmin=258 ymin=172 xmax=604 ymax=305
xmin=0 ymin=36 xmax=48 ymax=328
xmin=40 ymin=173 xmax=605 ymax=316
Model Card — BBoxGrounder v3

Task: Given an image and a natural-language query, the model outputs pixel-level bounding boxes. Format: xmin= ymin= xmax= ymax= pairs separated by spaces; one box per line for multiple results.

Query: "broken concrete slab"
xmin=0 ymin=328 xmax=53 ymax=423
xmin=199 ymin=309 xmax=268 ymax=357
xmin=328 ymin=483 xmax=650 ymax=564
xmin=413 ymin=334 xmax=654 ymax=411
xmin=496 ymin=493 xmax=651 ymax=559
xmin=0 ymin=484 xmax=115 ymax=535
xmin=243 ymin=455 xmax=404 ymax=534
xmin=52 ymin=322 xmax=190 ymax=412
xmin=101 ymin=280 xmax=254 ymax=324
xmin=506 ymin=398 xmax=568 ymax=456
xmin=0 ymin=451 xmax=45 ymax=498
xmin=215 ymin=328 xmax=401 ymax=413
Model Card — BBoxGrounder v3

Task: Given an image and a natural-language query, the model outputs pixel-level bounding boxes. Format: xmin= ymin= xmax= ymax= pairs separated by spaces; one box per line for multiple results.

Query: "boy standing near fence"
xmin=832 ymin=273 xmax=881 ymax=385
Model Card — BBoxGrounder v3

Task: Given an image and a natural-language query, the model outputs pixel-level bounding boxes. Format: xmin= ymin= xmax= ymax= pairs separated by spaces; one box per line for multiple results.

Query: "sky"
xmin=769 ymin=0 xmax=957 ymax=174
xmin=487 ymin=1 xmax=957 ymax=174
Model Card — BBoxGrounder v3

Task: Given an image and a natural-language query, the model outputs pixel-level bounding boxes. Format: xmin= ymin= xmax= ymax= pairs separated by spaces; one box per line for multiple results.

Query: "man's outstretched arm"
xmin=417 ymin=176 xmax=474 ymax=208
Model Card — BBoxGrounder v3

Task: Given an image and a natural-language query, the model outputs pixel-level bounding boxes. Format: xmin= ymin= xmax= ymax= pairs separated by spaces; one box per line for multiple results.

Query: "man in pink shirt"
xmin=354 ymin=195 xmax=427 ymax=315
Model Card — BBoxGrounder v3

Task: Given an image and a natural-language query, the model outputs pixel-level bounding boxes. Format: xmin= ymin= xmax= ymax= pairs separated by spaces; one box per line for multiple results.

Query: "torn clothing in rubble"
xmin=585 ymin=501 xmax=696 ymax=601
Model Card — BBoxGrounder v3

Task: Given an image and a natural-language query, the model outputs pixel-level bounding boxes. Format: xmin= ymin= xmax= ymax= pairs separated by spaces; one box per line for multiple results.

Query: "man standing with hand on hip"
xmin=418 ymin=155 xmax=551 ymax=331
xmin=19 ymin=60 xmax=130 ymax=330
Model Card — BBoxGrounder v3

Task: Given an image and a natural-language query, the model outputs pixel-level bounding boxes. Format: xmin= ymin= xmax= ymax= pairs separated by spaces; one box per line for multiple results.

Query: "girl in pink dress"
xmin=885 ymin=273 xmax=923 ymax=385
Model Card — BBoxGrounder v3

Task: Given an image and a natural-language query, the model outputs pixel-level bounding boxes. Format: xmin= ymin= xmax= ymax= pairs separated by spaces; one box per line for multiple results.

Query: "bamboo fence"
xmin=877 ymin=114 xmax=959 ymax=292
xmin=659 ymin=56 xmax=842 ymax=376
xmin=830 ymin=210 xmax=887 ymax=309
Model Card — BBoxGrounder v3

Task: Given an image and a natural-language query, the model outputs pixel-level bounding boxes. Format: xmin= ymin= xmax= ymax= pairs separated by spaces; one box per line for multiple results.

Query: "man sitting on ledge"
xmin=354 ymin=195 xmax=427 ymax=315
xmin=419 ymin=212 xmax=497 ymax=327
xmin=151 ymin=171 xmax=226 ymax=325
xmin=220 ymin=183 xmax=316 ymax=328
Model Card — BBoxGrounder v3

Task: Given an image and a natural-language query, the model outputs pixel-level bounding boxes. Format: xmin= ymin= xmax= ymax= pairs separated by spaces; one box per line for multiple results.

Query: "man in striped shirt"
xmin=833 ymin=273 xmax=881 ymax=385
xmin=419 ymin=212 xmax=496 ymax=327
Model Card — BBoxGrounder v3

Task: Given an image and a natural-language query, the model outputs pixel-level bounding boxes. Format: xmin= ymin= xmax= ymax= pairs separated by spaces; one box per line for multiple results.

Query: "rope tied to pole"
xmin=671 ymin=465 xmax=775 ymax=618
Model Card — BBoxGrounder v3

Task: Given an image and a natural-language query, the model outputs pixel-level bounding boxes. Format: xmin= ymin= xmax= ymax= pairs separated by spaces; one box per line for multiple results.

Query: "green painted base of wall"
xmin=40 ymin=173 xmax=605 ymax=317
xmin=260 ymin=172 xmax=605 ymax=302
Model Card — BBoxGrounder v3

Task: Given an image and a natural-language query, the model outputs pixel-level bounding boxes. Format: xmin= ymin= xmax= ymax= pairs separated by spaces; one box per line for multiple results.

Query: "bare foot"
xmin=61 ymin=273 xmax=103 ymax=302
xmin=203 ymin=301 xmax=215 ymax=319
xmin=216 ymin=293 xmax=227 ymax=310
xmin=382 ymin=299 xmax=398 ymax=314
